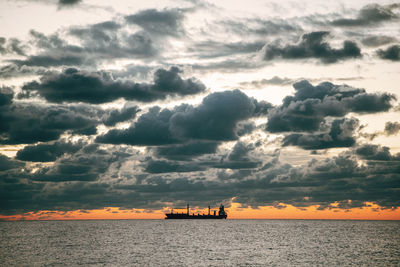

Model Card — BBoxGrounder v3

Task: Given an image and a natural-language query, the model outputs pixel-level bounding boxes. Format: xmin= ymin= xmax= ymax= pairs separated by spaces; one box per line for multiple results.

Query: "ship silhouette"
xmin=165 ymin=204 xmax=227 ymax=219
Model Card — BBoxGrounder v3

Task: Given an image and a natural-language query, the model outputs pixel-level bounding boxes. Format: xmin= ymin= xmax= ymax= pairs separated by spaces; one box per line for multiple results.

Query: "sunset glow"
xmin=2 ymin=202 xmax=399 ymax=221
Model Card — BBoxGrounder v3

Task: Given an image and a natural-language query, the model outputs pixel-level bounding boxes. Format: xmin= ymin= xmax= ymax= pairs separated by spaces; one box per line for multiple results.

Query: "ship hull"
xmin=165 ymin=214 xmax=227 ymax=219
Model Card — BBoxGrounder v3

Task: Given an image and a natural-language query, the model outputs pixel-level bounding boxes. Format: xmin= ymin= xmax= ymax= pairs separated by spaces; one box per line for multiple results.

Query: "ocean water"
xmin=1 ymin=220 xmax=399 ymax=266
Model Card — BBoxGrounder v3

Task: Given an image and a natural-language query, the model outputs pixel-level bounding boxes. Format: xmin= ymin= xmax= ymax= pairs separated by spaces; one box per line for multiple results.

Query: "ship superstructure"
xmin=165 ymin=204 xmax=227 ymax=219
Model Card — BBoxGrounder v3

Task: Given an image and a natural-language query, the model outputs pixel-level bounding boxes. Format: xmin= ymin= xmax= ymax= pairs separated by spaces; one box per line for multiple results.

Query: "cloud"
xmin=239 ymin=76 xmax=295 ymax=88
xmin=154 ymin=141 xmax=219 ymax=160
xmin=2 ymin=1 xmax=400 ymax=217
xmin=152 ymin=141 xmax=260 ymax=173
xmin=211 ymin=141 xmax=261 ymax=169
xmin=21 ymin=67 xmax=206 ymax=104
xmin=239 ymin=149 xmax=400 ymax=209
xmin=359 ymin=121 xmax=400 ymax=140
xmin=0 ymin=100 xmax=101 ymax=144
xmin=188 ymin=40 xmax=266 ymax=59
xmin=170 ymin=90 xmax=267 ymax=141
xmin=16 ymin=139 xmax=83 ymax=162
xmin=264 ymin=31 xmax=361 ymax=63
xmin=8 ymin=30 xmax=95 ymax=67
xmin=220 ymin=18 xmax=301 ymax=36
xmin=384 ymin=121 xmax=400 ymax=136
xmin=228 ymin=141 xmax=255 ymax=161
xmin=144 ymin=159 xmax=205 ymax=173
xmin=102 ymin=106 xmax=140 ymax=126
xmin=0 ymin=87 xmax=14 ymax=107
xmin=0 ymin=155 xmax=23 ymax=171
xmin=68 ymin=21 xmax=156 ymax=59
xmin=0 ymin=64 xmax=49 ymax=79
xmin=97 ymin=106 xmax=181 ymax=146
xmin=355 ymin=144 xmax=392 ymax=161
xmin=266 ymin=80 xmax=395 ymax=133
xmin=58 ymin=0 xmax=81 ymax=6
xmin=377 ymin=45 xmax=400 ymax=61
xmin=125 ymin=8 xmax=185 ymax=36
xmin=1 ymin=143 xmax=400 ymax=214
xmin=0 ymin=37 xmax=26 ymax=56
xmin=191 ymin=57 xmax=267 ymax=72
xmin=98 ymin=90 xmax=271 ymax=145
xmin=331 ymin=4 xmax=399 ymax=27
xmin=9 ymin=24 xmax=157 ymax=69
xmin=361 ymin=35 xmax=397 ymax=47
xmin=31 ymin=144 xmax=131 ymax=182
xmin=282 ymin=118 xmax=359 ymax=150
xmin=12 ymin=54 xmax=89 ymax=67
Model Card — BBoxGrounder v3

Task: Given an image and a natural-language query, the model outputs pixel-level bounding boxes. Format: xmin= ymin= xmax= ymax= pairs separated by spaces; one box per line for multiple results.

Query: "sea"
xmin=1 ymin=220 xmax=399 ymax=266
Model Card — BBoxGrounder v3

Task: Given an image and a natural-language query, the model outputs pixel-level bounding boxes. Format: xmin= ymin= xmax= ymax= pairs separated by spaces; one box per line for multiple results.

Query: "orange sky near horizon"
xmin=1 ymin=202 xmax=399 ymax=221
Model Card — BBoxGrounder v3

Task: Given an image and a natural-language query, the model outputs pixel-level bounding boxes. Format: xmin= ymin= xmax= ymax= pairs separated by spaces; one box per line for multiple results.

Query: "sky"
xmin=0 ymin=0 xmax=399 ymax=220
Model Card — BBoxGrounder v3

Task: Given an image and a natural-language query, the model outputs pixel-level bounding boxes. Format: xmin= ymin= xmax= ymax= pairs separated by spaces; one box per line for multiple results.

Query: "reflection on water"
xmin=1 ymin=220 xmax=399 ymax=266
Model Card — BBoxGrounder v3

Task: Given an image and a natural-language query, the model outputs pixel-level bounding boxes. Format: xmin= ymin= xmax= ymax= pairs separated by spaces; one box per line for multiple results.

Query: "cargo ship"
xmin=165 ymin=204 xmax=227 ymax=219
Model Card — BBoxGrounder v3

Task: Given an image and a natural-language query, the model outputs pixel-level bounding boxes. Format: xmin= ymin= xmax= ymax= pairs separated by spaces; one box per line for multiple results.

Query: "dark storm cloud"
xmin=361 ymin=35 xmax=397 ymax=47
xmin=236 ymin=148 xmax=400 ymax=209
xmin=97 ymin=106 xmax=181 ymax=146
xmin=384 ymin=121 xmax=400 ymax=136
xmin=12 ymin=54 xmax=89 ymax=67
xmin=125 ymin=8 xmax=185 ymax=36
xmin=0 ymin=99 xmax=101 ymax=144
xmin=1 ymin=144 xmax=400 ymax=214
xmin=264 ymin=31 xmax=361 ymax=63
xmin=21 ymin=67 xmax=206 ymax=104
xmin=0 ymin=155 xmax=23 ymax=171
xmin=355 ymin=144 xmax=392 ymax=161
xmin=211 ymin=141 xmax=261 ymax=169
xmin=141 ymin=146 xmax=399 ymax=209
xmin=155 ymin=141 xmax=219 ymax=160
xmin=228 ymin=141 xmax=255 ymax=161
xmin=0 ymin=37 xmax=26 ymax=56
xmin=377 ymin=45 xmax=400 ymax=61
xmin=0 ymin=178 xmax=112 ymax=214
xmin=102 ymin=106 xmax=140 ymax=126
xmin=31 ymin=144 xmax=131 ymax=182
xmin=98 ymin=90 xmax=271 ymax=145
xmin=58 ymin=0 xmax=81 ymax=6
xmin=236 ymin=122 xmax=256 ymax=137
xmin=152 ymin=141 xmax=260 ymax=172
xmin=145 ymin=159 xmax=205 ymax=173
xmin=212 ymin=160 xmax=260 ymax=170
xmin=169 ymin=90 xmax=269 ymax=141
xmin=16 ymin=139 xmax=83 ymax=162
xmin=0 ymin=87 xmax=14 ymax=106
xmin=331 ymin=4 xmax=399 ymax=27
xmin=266 ymin=80 xmax=395 ymax=133
xmin=282 ymin=118 xmax=359 ymax=150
